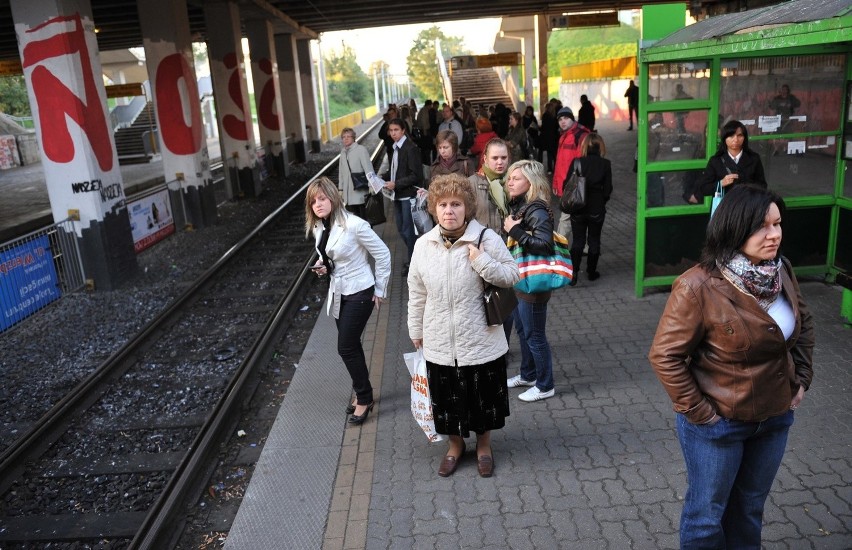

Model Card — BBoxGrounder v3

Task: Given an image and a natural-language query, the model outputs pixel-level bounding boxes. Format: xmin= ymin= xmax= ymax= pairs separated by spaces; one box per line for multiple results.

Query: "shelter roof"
xmin=652 ymin=0 xmax=852 ymax=47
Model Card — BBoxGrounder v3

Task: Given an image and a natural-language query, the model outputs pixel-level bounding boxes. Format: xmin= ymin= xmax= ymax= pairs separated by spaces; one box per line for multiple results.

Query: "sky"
xmin=318 ymin=18 xmax=503 ymax=79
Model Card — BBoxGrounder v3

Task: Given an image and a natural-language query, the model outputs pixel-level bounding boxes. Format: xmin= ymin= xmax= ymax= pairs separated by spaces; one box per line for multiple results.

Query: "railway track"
xmin=0 ymin=120 xmax=385 ymax=549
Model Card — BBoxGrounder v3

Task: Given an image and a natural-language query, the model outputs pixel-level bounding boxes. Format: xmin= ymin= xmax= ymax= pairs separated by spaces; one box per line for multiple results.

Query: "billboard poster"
xmin=1 ymin=235 xmax=61 ymax=331
xmin=129 ymin=189 xmax=175 ymax=253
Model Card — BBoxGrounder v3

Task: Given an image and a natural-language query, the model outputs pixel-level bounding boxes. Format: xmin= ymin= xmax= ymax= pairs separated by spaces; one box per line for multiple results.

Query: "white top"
xmin=767 ymin=291 xmax=796 ymax=340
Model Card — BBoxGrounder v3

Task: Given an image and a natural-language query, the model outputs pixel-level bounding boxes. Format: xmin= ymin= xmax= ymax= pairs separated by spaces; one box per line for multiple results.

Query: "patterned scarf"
xmin=439 ymin=153 xmax=459 ymax=171
xmin=438 ymin=222 xmax=468 ymax=249
xmin=718 ymin=253 xmax=782 ymax=310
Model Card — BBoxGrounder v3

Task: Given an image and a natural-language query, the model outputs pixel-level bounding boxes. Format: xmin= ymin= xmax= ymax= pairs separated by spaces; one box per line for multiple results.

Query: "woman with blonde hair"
xmin=503 ymin=160 xmax=557 ymax=402
xmin=408 ymin=173 xmax=519 ymax=477
xmin=338 ymin=127 xmax=375 ymax=218
xmin=306 ymin=177 xmax=391 ymax=425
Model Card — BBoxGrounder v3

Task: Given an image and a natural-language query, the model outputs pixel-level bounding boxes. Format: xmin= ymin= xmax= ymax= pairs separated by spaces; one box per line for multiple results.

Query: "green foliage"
xmin=0 ymin=76 xmax=31 ymax=117
xmin=406 ymin=26 xmax=469 ymax=101
xmin=548 ymin=23 xmax=640 ymax=70
xmin=326 ymin=45 xmax=371 ymax=105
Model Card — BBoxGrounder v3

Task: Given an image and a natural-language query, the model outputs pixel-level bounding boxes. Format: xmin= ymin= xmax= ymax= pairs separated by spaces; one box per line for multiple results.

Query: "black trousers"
xmin=335 ymin=287 xmax=375 ymax=405
xmin=570 ymin=213 xmax=605 ymax=256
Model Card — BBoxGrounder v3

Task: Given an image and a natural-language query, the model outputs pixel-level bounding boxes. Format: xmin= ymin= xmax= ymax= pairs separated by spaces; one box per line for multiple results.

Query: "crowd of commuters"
xmin=304 ymin=89 xmax=814 ymax=548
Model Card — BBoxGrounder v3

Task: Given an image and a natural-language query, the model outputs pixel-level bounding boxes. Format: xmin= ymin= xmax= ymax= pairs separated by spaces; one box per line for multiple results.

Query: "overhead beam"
xmin=247 ymin=0 xmax=318 ymax=39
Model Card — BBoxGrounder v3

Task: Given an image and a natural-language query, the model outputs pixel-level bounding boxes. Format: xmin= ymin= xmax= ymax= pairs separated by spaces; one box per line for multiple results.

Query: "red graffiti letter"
xmin=222 ymin=52 xmax=248 ymax=140
xmin=258 ymin=58 xmax=279 ymax=131
xmin=155 ymin=53 xmax=202 ymax=155
xmin=22 ymin=13 xmax=113 ymax=171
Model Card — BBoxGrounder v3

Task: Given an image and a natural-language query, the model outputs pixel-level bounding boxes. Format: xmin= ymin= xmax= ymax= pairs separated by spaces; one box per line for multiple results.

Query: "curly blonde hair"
xmin=427 ymin=173 xmax=478 ymax=222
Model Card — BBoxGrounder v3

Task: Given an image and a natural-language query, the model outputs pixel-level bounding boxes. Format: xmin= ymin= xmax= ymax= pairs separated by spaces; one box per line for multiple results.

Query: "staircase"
xmin=449 ymin=68 xmax=513 ymax=116
xmin=114 ymin=101 xmax=156 ymax=165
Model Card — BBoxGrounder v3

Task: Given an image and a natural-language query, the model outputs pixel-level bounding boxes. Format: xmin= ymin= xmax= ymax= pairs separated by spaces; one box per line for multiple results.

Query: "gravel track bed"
xmin=0 ymin=139 xmax=351 ymax=452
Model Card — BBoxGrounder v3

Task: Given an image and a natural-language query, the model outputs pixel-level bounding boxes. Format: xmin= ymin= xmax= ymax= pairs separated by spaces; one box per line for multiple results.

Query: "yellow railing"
xmin=320 ymin=105 xmax=380 ymax=142
xmin=560 ymin=56 xmax=638 ymax=82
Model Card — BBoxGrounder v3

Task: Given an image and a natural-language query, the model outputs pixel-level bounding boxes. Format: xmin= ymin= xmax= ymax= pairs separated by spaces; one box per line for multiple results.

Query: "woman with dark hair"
xmin=505 ymin=111 xmax=527 ymax=162
xmin=408 ymin=174 xmax=519 ymax=477
xmin=565 ymin=133 xmax=612 ymax=283
xmin=430 ymin=130 xmax=470 ymax=181
xmin=692 ymin=120 xmax=767 ymax=203
xmin=538 ymin=101 xmax=559 ymax=172
xmin=306 ymin=177 xmax=392 ymax=425
xmin=649 ymin=184 xmax=814 ymax=549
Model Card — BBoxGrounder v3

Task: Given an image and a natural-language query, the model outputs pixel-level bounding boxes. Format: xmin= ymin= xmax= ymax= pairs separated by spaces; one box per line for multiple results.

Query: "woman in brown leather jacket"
xmin=648 ymin=185 xmax=814 ymax=549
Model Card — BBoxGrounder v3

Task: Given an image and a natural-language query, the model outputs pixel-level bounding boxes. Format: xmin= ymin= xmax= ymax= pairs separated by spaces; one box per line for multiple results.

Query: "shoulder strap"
xmin=575 ymin=160 xmax=582 ymax=175
xmin=477 ymin=227 xmax=488 ymax=247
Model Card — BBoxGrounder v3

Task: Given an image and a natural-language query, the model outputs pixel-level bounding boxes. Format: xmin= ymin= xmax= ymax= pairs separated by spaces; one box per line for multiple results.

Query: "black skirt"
xmin=426 ymin=355 xmax=510 ymax=437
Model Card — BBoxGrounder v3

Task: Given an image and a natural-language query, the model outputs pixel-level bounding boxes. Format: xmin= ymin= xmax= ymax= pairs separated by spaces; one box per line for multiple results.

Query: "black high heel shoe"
xmin=348 ymin=402 xmax=375 ymax=425
xmin=345 ymin=401 xmax=356 ymax=415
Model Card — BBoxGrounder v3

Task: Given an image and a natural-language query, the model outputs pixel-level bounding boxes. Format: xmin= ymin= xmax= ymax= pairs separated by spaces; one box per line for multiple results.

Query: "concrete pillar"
xmin=205 ymin=1 xmax=261 ymax=198
xmin=275 ymin=33 xmax=307 ymax=163
xmin=11 ymin=0 xmax=137 ymax=290
xmin=246 ymin=19 xmax=288 ymax=178
xmin=137 ymin=0 xmax=216 ymax=229
xmin=297 ymin=39 xmax=322 ymax=152
xmin=535 ymin=14 xmax=549 ymax=114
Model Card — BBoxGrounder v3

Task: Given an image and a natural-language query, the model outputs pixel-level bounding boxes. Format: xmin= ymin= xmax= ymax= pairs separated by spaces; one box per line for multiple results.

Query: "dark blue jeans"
xmin=676 ymin=410 xmax=795 ymax=549
xmin=513 ymin=300 xmax=554 ymax=392
xmin=336 ymin=288 xmax=375 ymax=405
xmin=393 ymin=198 xmax=416 ymax=261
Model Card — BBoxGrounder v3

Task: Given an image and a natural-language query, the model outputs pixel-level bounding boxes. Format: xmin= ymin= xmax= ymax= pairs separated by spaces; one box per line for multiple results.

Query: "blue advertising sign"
xmin=0 ymin=235 xmax=61 ymax=331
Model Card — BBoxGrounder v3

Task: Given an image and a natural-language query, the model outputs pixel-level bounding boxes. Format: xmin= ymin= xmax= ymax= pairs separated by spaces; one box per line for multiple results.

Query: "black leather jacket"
xmin=507 ymin=197 xmax=554 ymax=256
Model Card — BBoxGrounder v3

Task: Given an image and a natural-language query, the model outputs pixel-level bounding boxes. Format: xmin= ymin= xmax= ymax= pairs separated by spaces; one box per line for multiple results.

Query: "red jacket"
xmin=552 ymin=124 xmax=589 ymax=196
xmin=469 ymin=131 xmax=498 ymax=169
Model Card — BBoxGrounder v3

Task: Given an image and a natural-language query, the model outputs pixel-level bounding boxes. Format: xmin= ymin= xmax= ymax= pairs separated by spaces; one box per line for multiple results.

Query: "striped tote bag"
xmin=507 ymin=231 xmax=574 ymax=293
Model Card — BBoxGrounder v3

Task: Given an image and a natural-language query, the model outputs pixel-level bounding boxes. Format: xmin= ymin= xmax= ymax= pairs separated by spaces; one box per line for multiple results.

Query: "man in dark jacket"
xmin=384 ymin=118 xmax=423 ymax=274
xmin=577 ymin=95 xmax=595 ymax=131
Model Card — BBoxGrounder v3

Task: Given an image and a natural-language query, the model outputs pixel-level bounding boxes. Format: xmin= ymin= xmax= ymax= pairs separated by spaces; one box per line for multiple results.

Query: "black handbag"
xmin=363 ymin=193 xmax=386 ymax=227
xmin=344 ymin=155 xmax=369 ymax=190
xmin=477 ymin=229 xmax=518 ymax=326
xmin=560 ymin=160 xmax=586 ymax=214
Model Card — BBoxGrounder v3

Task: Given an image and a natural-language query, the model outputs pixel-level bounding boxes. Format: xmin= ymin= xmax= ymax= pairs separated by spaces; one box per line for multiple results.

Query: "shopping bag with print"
xmin=403 ymin=349 xmax=446 ymax=443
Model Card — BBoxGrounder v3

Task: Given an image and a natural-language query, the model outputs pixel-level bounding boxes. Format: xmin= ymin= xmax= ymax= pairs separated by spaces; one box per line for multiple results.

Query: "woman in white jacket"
xmin=408 ymin=174 xmax=519 ymax=478
xmin=307 ymin=177 xmax=391 ymax=426
xmin=338 ymin=127 xmax=376 ymax=218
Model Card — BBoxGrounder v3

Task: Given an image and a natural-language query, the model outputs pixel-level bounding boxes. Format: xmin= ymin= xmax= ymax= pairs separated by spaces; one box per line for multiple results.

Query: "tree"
xmin=0 ymin=76 xmax=31 ymax=117
xmin=325 ymin=44 xmax=371 ymax=107
xmin=406 ymin=26 xmax=468 ymax=101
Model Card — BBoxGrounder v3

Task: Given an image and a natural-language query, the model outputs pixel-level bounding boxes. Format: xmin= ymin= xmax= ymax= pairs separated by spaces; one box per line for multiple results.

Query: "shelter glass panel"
xmin=647 ymin=61 xmax=710 ymax=103
xmin=647 ymin=110 xmax=708 ymax=163
xmin=719 ymin=54 xmax=845 ymax=136
xmin=781 ymin=207 xmax=830 ymax=267
xmin=645 ymin=169 xmax=706 ymax=208
xmin=836 ymin=208 xmax=852 ymax=272
xmin=644 ymin=215 xmax=706 ymax=277
xmin=750 ymin=137 xmax=836 ymax=197
xmin=844 ymin=160 xmax=852 ymax=199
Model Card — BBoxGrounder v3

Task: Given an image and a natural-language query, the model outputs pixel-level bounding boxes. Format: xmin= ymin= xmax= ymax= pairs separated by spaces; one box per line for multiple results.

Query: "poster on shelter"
xmin=0 ymin=235 xmax=61 ymax=331
xmin=128 ymin=189 xmax=175 ymax=253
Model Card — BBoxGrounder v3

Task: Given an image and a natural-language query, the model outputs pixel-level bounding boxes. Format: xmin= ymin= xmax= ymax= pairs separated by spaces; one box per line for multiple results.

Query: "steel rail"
xmin=0 ymin=117 xmax=383 ymax=491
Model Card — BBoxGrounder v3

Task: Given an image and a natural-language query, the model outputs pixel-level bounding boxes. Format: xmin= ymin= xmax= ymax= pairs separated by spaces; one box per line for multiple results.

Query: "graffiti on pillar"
xmin=20 ymin=13 xmax=114 ymax=172
xmin=156 ymin=53 xmax=202 ymax=155
xmin=222 ymin=52 xmax=249 ymax=140
xmin=258 ymin=58 xmax=280 ymax=131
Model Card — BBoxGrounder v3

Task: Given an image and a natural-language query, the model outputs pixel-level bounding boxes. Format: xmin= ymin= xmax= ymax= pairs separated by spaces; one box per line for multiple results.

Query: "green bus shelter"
xmin=635 ymin=0 xmax=852 ymax=296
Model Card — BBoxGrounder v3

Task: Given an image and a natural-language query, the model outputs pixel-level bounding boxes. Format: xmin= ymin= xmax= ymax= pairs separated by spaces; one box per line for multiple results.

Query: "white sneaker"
xmin=507 ymin=375 xmax=536 ymax=388
xmin=518 ymin=386 xmax=555 ymax=402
